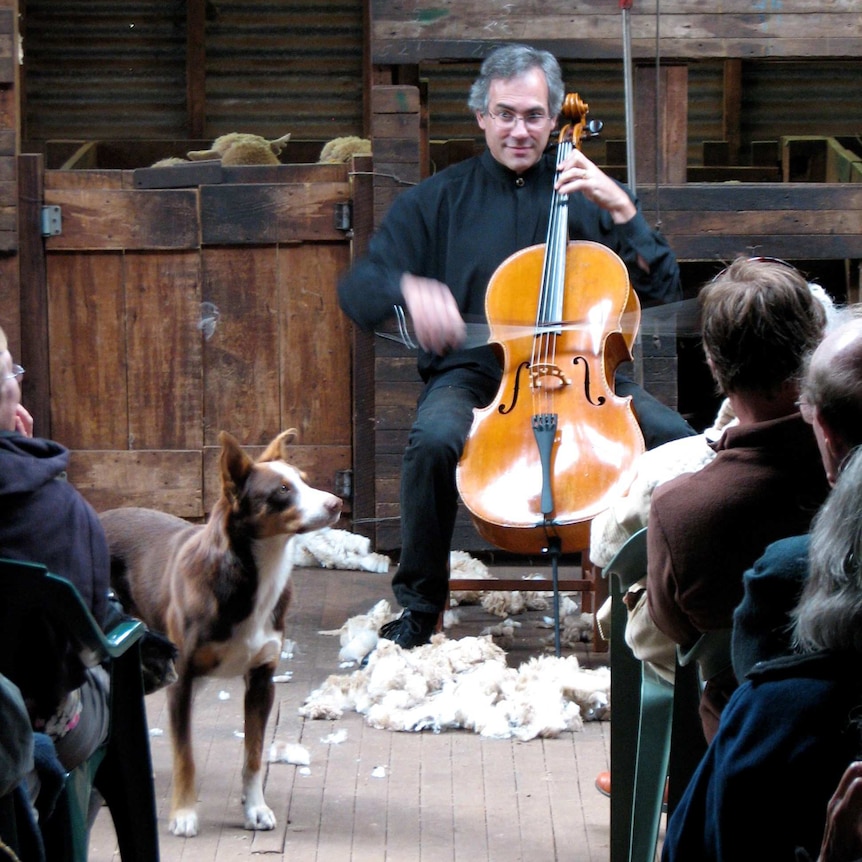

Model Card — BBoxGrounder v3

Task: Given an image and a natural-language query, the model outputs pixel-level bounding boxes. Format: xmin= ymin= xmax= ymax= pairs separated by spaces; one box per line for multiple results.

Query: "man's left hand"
xmin=555 ymin=150 xmax=637 ymax=225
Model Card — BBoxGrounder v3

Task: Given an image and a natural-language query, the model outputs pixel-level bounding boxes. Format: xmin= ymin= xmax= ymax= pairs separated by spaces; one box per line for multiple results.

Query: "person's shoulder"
xmin=642 ymin=433 xmax=716 ymax=479
xmin=755 ymin=534 xmax=811 ymax=567
xmin=427 ymin=154 xmax=485 ymax=188
xmin=388 ymin=154 xmax=483 ymax=210
xmin=747 ymin=651 xmax=860 ymax=694
xmin=649 ymin=465 xmax=704 ymax=509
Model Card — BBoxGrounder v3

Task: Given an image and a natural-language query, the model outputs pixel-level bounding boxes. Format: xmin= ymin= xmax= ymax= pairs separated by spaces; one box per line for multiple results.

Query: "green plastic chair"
xmin=0 ymin=557 xmax=160 ymax=862
xmin=604 ymin=529 xmax=716 ymax=862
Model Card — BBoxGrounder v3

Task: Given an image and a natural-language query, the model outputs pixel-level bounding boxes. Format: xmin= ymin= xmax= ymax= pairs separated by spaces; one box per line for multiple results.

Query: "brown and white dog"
xmin=100 ymin=429 xmax=342 ymax=837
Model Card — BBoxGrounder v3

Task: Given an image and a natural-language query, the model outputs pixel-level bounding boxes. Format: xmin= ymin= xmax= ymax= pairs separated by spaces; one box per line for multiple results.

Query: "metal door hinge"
xmin=334 ymin=469 xmax=352 ymax=500
xmin=41 ymin=205 xmax=62 ymax=237
xmin=334 ymin=201 xmax=352 ymax=233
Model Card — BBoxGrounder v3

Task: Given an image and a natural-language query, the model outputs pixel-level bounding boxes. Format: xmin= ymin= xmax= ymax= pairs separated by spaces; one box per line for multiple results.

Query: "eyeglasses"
xmin=485 ymin=110 xmax=553 ymax=130
xmin=3 ymin=364 xmax=24 ymax=381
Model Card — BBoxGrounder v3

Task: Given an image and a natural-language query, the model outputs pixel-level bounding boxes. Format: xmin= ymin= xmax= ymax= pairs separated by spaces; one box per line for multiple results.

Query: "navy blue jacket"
xmin=732 ymin=534 xmax=811 ymax=681
xmin=663 ymin=650 xmax=862 ymax=862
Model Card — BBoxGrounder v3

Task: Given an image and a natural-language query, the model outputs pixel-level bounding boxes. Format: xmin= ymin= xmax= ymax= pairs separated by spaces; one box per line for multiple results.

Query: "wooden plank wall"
xmin=0 ymin=0 xmax=18 ymax=369
xmin=369 ymin=0 xmax=862 ymax=63
xmin=355 ymin=0 xmax=862 ymax=553
xmin=638 ymin=183 xmax=862 ymax=263
xmin=358 ymin=127 xmax=862 ymax=551
xmin=0 ymin=1 xmax=17 ymax=253
xmin=39 ymin=163 xmax=354 ymax=520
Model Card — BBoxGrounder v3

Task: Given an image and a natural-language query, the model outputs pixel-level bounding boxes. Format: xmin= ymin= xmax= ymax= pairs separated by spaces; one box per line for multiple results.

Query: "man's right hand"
xmin=400 ymin=274 xmax=466 ymax=356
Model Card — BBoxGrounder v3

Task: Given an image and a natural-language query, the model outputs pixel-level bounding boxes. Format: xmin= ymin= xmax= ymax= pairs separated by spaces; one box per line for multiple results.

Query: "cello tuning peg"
xmin=587 ymin=119 xmax=603 ymax=138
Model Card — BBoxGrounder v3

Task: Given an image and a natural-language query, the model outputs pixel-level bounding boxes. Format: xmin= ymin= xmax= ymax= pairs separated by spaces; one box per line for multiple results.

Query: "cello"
xmin=455 ymin=93 xmax=644 ymax=556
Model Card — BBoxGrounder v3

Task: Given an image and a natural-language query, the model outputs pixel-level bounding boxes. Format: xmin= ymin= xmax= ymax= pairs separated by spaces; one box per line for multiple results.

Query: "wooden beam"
xmin=638 ymin=183 xmax=862 ymax=262
xmin=722 ymin=59 xmax=742 ymax=166
xmin=17 ymin=154 xmax=49 ymax=435
xmin=369 ymin=2 xmax=862 ymax=62
xmin=635 ymin=64 xmax=688 ymax=185
xmin=186 ymin=0 xmax=207 ymax=139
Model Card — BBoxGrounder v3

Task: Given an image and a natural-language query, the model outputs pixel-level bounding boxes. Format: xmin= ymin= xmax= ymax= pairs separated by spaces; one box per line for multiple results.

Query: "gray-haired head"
xmin=792 ymin=445 xmax=862 ymax=654
xmin=799 ymin=308 xmax=862 ymax=455
xmin=467 ymin=44 xmax=564 ymax=117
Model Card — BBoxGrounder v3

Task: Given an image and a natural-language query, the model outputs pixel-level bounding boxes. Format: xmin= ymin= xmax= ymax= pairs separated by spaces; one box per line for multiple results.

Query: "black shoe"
xmin=378 ymin=609 xmax=438 ymax=649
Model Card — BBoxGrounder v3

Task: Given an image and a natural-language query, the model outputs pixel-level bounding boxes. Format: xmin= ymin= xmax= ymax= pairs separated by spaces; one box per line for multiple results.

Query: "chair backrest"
xmin=0 ymin=556 xmax=159 ymax=862
xmin=677 ymin=628 xmax=733 ymax=687
xmin=602 ymin=528 xmax=653 ymax=862
xmin=0 ymin=558 xmax=144 ymax=705
xmin=603 ymin=526 xmax=648 ymax=591
xmin=601 ymin=527 xmax=709 ymax=862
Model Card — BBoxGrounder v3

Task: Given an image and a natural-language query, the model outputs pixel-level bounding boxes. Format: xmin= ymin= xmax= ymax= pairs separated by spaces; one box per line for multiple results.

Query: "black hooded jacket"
xmin=0 ymin=430 xmax=110 ymax=627
xmin=0 ymin=430 xmax=114 ymax=721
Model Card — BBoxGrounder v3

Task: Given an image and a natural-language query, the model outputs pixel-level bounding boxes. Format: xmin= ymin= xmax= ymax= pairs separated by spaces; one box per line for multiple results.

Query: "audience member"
xmin=338 ymin=43 xmax=694 ymax=651
xmin=805 ymin=760 xmax=862 ymax=862
xmin=645 ymin=257 xmax=831 ymax=741
xmin=662 ymin=446 xmax=862 ymax=861
xmin=733 ymin=309 xmax=862 ymax=679
xmin=0 ymin=324 xmax=112 ymax=773
xmin=591 ymin=397 xmax=736 ymax=683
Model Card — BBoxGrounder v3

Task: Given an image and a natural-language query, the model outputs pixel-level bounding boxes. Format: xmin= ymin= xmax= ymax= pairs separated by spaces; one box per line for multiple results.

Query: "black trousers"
xmin=391 ymin=374 xmax=696 ymax=614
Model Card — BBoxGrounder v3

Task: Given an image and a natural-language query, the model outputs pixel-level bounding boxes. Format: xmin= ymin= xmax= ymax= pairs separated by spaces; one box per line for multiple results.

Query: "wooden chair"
xmin=603 ymin=529 xmax=721 ymax=862
xmin=448 ymin=543 xmax=608 ymax=656
xmin=0 ymin=558 xmax=160 ymax=862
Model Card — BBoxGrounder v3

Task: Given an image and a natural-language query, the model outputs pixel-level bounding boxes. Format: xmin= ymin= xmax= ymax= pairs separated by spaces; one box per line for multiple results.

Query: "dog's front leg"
xmin=167 ymin=670 xmax=200 ymax=837
xmin=241 ymin=663 xmax=277 ymax=831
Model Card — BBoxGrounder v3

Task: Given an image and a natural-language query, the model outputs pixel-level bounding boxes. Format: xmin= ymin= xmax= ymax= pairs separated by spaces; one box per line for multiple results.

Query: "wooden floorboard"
xmin=89 ymin=564 xmax=612 ymax=861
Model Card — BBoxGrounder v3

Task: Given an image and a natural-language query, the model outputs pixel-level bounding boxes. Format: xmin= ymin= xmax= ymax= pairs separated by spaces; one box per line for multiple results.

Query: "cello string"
xmin=535 ymin=142 xmax=570 ymax=365
xmin=531 ymin=134 xmax=573 ymax=413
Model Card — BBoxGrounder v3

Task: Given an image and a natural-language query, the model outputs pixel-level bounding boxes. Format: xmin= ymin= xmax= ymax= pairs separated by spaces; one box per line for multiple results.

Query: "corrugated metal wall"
xmin=21 ymin=0 xmax=364 ymax=145
xmin=742 ymin=61 xmax=862 ymax=147
xmin=418 ymin=59 xmax=862 ymax=166
xmin=22 ymin=1 xmax=189 ymax=142
xmin=201 ymin=0 xmax=363 ymax=139
xmin=19 ymin=1 xmax=862 ymax=164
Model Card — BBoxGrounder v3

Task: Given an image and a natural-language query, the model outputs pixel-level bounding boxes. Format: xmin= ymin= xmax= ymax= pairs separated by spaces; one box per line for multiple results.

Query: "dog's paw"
xmin=169 ymin=808 xmax=199 ymax=837
xmin=243 ymin=803 xmax=277 ymax=831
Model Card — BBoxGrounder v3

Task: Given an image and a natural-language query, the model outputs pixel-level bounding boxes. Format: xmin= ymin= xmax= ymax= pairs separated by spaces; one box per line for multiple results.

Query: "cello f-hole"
xmin=571 ymin=355 xmax=607 ymax=406
xmin=498 ymin=360 xmax=531 ymax=414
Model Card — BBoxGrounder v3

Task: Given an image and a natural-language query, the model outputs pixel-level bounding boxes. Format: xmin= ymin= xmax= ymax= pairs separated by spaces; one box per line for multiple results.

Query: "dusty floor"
xmin=88 ymin=563 xmax=615 ymax=861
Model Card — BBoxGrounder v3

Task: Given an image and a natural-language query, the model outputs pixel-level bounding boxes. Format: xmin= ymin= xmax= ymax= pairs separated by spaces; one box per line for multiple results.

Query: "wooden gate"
xmin=30 ymin=158 xmax=353 ymax=520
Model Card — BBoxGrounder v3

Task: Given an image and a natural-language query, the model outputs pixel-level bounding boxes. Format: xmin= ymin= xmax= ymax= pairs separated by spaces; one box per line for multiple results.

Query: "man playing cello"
xmin=338 ymin=43 xmax=693 ymax=650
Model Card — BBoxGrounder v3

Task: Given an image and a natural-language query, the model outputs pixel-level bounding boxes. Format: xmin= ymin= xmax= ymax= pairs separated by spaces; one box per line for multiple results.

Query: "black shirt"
xmin=338 ymin=147 xmax=681 ymax=386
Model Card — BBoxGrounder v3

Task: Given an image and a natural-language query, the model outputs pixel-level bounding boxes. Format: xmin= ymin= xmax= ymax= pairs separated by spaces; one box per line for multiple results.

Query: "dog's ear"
xmin=218 ymin=431 xmax=256 ymax=505
xmin=257 ymin=428 xmax=299 ymax=463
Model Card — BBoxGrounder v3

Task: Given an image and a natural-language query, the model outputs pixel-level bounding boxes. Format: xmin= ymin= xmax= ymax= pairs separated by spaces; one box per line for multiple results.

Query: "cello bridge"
xmin=530 ymin=363 xmax=571 ymax=390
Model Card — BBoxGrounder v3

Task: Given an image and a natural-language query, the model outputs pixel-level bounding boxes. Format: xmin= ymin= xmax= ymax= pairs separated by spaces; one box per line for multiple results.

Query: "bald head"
xmin=800 ymin=311 xmax=862 ymax=483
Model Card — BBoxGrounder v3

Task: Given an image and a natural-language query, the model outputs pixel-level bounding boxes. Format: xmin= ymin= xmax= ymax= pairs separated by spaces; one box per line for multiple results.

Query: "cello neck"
xmin=538 ymin=139 xmax=574 ymax=333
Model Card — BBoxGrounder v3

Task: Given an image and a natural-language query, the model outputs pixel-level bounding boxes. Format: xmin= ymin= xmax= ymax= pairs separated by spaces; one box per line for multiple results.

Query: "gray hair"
xmin=792 ymin=445 xmax=862 ymax=653
xmin=799 ymin=308 xmax=862 ymax=451
xmin=467 ymin=44 xmax=565 ymax=117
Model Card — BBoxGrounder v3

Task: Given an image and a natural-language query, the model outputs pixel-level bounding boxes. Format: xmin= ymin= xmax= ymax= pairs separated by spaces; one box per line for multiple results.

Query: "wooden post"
xmin=0 ymin=1 xmax=18 ymax=253
xmin=634 ymin=63 xmax=688 ymax=186
xmin=369 ymin=85 xmax=421 ymax=228
xmin=722 ymin=59 xmax=743 ymax=166
xmin=186 ymin=0 xmax=207 ymax=139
